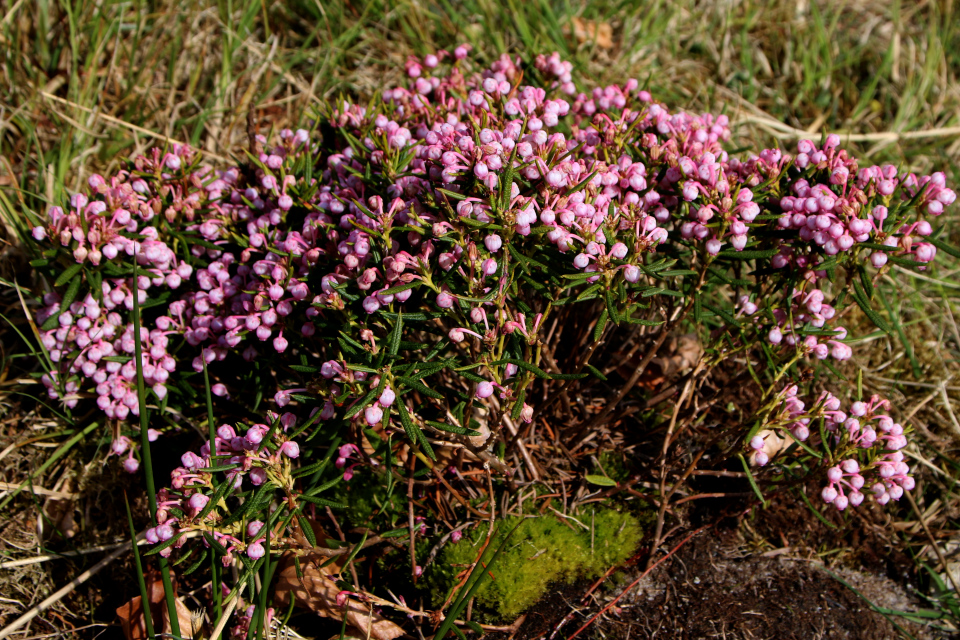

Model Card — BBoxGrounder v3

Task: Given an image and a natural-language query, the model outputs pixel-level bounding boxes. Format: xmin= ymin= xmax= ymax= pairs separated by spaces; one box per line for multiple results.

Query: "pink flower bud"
xmin=249 ymin=468 xmax=267 ymax=486
xmin=436 ymin=291 xmax=455 ymax=308
xmin=189 ymin=493 xmax=210 ymax=511
xmin=365 ymin=404 xmax=384 ymax=426
xmin=379 ymin=387 xmax=396 ymax=407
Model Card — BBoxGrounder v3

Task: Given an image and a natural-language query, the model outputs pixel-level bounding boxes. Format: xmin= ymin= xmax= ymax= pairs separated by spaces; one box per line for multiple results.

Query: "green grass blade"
xmin=124 ymin=491 xmax=156 ymax=640
xmin=132 ymin=256 xmax=182 ymax=640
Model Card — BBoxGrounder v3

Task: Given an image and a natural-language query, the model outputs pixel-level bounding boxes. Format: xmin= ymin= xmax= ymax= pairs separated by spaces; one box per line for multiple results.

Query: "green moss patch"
xmin=431 ymin=508 xmax=643 ymax=620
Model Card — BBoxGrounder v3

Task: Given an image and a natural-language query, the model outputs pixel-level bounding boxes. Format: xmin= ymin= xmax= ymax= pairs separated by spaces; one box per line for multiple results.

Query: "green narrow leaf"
xmin=550 ymin=372 xmax=589 ymax=381
xmin=413 ymin=360 xmax=450 ymax=380
xmin=576 ymin=283 xmax=602 ymax=301
xmin=298 ymin=494 xmax=347 ymax=508
xmin=716 ymin=247 xmax=780 ymax=260
xmin=344 ymin=387 xmax=380 ymax=419
xmin=795 ymin=487 xmax=838 ymax=530
xmin=489 ymin=358 xmax=550 ymax=379
xmin=464 ymin=621 xmax=484 ymax=635
xmin=395 ymin=399 xmax=435 ymax=461
xmin=507 ymin=243 xmax=531 ymax=274
xmin=293 ymin=458 xmax=330 ymax=478
xmin=858 ymin=265 xmax=874 ymax=300
xmin=41 ymin=276 xmax=83 ymax=331
xmin=221 ymin=482 xmax=276 ymax=527
xmin=510 ymin=389 xmax=527 ymax=421
xmin=289 ymin=364 xmax=318 ymax=373
xmin=183 ymin=549 xmax=211 ymax=575
xmin=585 ymin=474 xmax=617 ymax=487
xmin=195 ymin=471 xmax=236 ymax=521
xmin=306 ymin=475 xmax=343 ymax=496
xmin=143 ymin=532 xmax=184 ymax=556
xmin=54 ymin=262 xmax=83 ymax=287
xmin=425 ymin=420 xmax=481 ymax=437
xmin=380 ymin=281 xmax=420 ymax=296
xmin=436 ymin=187 xmax=467 ymax=201
xmin=737 ymin=453 xmax=766 ymax=508
xmin=396 ymin=376 xmax=445 ymax=399
xmin=851 ymin=280 xmax=891 ymax=333
xmin=927 ymin=234 xmax=960 ymax=260
xmin=585 ymin=364 xmax=607 ymax=381
xmin=342 ymin=531 xmax=368 ymax=571
xmin=704 ymin=303 xmax=740 ymax=329
xmin=298 ymin=514 xmax=317 ymax=547
xmin=172 ymin=547 xmax=196 ymax=567
xmin=593 ymin=309 xmax=609 ymax=342
xmin=388 ymin=311 xmax=403 ymax=357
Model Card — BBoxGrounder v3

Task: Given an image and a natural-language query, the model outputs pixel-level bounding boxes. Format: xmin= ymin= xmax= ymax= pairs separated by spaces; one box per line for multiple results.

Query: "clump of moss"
xmin=431 ymin=508 xmax=643 ymax=620
xmin=597 ymin=450 xmax=631 ymax=483
xmin=331 ymin=469 xmax=405 ymax=531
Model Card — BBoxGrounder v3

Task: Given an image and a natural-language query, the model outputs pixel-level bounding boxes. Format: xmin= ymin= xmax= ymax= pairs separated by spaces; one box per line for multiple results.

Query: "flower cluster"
xmin=146 ymin=411 xmax=302 ymax=560
xmin=737 ymin=286 xmax=851 ymax=361
xmin=750 ymin=386 xmax=913 ymax=510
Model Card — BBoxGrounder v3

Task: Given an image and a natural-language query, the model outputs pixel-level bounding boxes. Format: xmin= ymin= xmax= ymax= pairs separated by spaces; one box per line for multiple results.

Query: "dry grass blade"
xmin=0 ymin=545 xmax=129 ymax=640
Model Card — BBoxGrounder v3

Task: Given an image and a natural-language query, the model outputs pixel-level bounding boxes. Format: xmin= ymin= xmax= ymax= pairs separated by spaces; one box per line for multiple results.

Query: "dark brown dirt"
xmin=600 ymin=531 xmax=916 ymax=640
xmin=490 ymin=491 xmax=948 ymax=640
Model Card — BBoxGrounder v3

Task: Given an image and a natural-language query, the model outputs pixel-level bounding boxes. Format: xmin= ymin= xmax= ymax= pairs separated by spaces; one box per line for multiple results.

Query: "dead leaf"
xmin=615 ymin=333 xmax=703 ymax=391
xmin=570 ymin=18 xmax=614 ymax=49
xmin=275 ymin=552 xmax=404 ymax=640
xmin=466 ymin=406 xmax=492 ymax=450
xmin=748 ymin=429 xmax=795 ymax=465
xmin=116 ymin=566 xmax=200 ymax=640
xmin=40 ymin=475 xmax=79 ymax=540
xmin=40 ymin=497 xmax=77 ymax=540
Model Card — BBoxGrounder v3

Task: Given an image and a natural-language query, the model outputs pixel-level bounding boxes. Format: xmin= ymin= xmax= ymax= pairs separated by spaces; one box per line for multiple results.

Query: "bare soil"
xmin=492 ymin=489 xmax=947 ymax=640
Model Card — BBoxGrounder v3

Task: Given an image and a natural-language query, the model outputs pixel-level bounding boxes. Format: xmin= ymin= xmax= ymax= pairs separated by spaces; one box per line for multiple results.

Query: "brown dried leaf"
xmin=615 ymin=333 xmax=703 ymax=392
xmin=40 ymin=497 xmax=77 ymax=540
xmin=570 ymin=18 xmax=614 ymax=49
xmin=748 ymin=429 xmax=795 ymax=465
xmin=274 ymin=553 xmax=404 ymax=640
xmin=116 ymin=567 xmax=200 ymax=640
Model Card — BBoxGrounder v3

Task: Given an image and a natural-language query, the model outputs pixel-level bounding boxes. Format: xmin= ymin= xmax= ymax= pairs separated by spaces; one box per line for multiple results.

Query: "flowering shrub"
xmin=19 ymin=47 xmax=957 ymax=629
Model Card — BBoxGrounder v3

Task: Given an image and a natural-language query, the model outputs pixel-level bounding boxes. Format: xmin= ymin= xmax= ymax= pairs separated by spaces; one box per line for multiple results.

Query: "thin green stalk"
xmin=124 ymin=491 xmax=156 ymax=640
xmin=203 ymin=357 xmax=223 ymax=638
xmin=255 ymin=522 xmax=272 ymax=640
xmin=132 ymin=257 xmax=182 ymax=640
xmin=432 ymin=519 xmax=524 ymax=640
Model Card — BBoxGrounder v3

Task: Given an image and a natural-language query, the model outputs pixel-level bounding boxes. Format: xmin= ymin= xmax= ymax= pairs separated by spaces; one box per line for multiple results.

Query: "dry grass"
xmin=1 ymin=0 xmax=960 ymax=636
